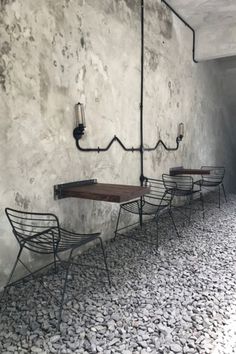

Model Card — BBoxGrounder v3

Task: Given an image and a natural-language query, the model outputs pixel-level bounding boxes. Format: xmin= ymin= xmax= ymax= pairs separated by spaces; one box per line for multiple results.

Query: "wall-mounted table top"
xmin=169 ymin=167 xmax=211 ymax=176
xmin=54 ymin=180 xmax=150 ymax=203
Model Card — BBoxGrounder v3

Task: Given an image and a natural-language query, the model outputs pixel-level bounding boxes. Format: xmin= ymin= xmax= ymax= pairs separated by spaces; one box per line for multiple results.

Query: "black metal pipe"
xmin=144 ymin=137 xmax=180 ymax=152
xmin=192 ymin=30 xmax=197 ymax=63
xmin=140 ymin=0 xmax=144 ymax=186
xmin=76 ymin=134 xmax=181 ymax=153
xmin=161 ymin=0 xmax=198 ymax=63
xmin=76 ymin=135 xmax=140 ymax=153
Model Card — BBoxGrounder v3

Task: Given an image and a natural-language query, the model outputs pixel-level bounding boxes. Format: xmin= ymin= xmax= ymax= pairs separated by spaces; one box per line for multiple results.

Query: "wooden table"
xmin=169 ymin=167 xmax=211 ymax=176
xmin=54 ymin=179 xmax=150 ymax=203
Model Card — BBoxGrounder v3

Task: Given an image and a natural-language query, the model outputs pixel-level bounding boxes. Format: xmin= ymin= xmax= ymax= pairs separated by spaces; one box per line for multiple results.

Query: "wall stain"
xmin=15 ymin=192 xmax=30 ymax=210
xmin=146 ymin=1 xmax=173 ymax=39
xmin=48 ymin=1 xmax=65 ymax=32
xmin=158 ymin=2 xmax=173 ymax=39
xmin=5 ymin=23 xmax=21 ymax=41
xmin=1 ymin=41 xmax=11 ymax=55
xmin=0 ymin=74 xmax=6 ymax=91
xmin=80 ymin=36 xmax=85 ymax=48
xmin=104 ymin=0 xmax=139 ymax=20
xmin=0 ymin=0 xmax=15 ymax=10
xmin=0 ymin=57 xmax=6 ymax=73
xmin=39 ymin=57 xmax=50 ymax=116
xmin=168 ymin=80 xmax=174 ymax=97
xmin=145 ymin=47 xmax=159 ymax=72
xmin=61 ymin=46 xmax=68 ymax=56
xmin=122 ymin=0 xmax=139 ymax=13
xmin=0 ymin=57 xmax=6 ymax=90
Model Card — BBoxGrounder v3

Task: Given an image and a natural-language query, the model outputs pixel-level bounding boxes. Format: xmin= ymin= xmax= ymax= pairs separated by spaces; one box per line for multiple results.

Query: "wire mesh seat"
xmin=194 ymin=166 xmax=227 ymax=208
xmin=114 ymin=177 xmax=179 ymax=246
xmin=1 ymin=208 xmax=111 ymax=329
xmin=162 ymin=174 xmax=204 ymax=223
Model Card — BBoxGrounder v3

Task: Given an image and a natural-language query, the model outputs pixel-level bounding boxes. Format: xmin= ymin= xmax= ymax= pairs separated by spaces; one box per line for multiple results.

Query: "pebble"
xmin=50 ymin=335 xmax=61 ymax=343
xmin=0 ymin=196 xmax=236 ymax=354
xmin=170 ymin=343 xmax=182 ymax=353
xmin=31 ymin=347 xmax=45 ymax=354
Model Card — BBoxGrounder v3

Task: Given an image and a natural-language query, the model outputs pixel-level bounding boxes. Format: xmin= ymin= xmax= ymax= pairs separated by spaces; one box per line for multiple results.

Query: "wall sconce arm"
xmin=75 ymin=134 xmax=140 ymax=153
xmin=73 ymin=104 xmax=184 ymax=153
xmin=144 ymin=136 xmax=181 ymax=152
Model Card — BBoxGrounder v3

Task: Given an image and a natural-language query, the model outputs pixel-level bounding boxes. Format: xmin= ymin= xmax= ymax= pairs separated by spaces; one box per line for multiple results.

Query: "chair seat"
xmin=166 ymin=188 xmax=200 ymax=197
xmin=58 ymin=228 xmax=100 ymax=252
xmin=121 ymin=199 xmax=168 ymax=216
xmin=195 ymin=180 xmax=221 ymax=187
xmin=20 ymin=228 xmax=100 ymax=254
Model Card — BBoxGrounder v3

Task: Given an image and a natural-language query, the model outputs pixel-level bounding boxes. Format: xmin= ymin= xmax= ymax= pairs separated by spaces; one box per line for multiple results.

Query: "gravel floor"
xmin=1 ymin=194 xmax=236 ymax=354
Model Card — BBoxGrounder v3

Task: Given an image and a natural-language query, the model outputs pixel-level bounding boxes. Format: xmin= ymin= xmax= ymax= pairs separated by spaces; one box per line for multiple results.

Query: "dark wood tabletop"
xmin=169 ymin=167 xmax=211 ymax=176
xmin=54 ymin=180 xmax=150 ymax=203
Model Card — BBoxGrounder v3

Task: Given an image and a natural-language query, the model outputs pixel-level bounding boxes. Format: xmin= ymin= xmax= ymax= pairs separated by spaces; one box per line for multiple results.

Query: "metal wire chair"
xmin=1 ymin=208 xmax=111 ymax=329
xmin=162 ymin=174 xmax=204 ymax=222
xmin=194 ymin=166 xmax=227 ymax=208
xmin=114 ymin=177 xmax=179 ymax=247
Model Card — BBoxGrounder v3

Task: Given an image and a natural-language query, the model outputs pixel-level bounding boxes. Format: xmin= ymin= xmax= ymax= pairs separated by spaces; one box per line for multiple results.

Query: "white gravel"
xmin=1 ymin=194 xmax=236 ymax=354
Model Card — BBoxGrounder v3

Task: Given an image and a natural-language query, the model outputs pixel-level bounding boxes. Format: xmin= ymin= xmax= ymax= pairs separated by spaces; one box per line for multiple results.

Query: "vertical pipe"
xmin=139 ymin=0 xmax=144 ymax=227
xmin=192 ymin=30 xmax=197 ymax=63
xmin=140 ymin=0 xmax=144 ymax=187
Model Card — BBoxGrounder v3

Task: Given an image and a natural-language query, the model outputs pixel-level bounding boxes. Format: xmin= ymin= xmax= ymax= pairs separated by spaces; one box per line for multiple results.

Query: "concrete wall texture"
xmin=165 ymin=0 xmax=236 ymax=61
xmin=0 ymin=0 xmax=235 ymax=288
xmin=196 ymin=23 xmax=236 ymax=61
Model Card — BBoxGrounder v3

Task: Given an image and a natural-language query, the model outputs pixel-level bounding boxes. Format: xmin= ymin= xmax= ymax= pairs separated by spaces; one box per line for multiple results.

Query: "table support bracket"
xmin=54 ymin=179 xmax=97 ymax=200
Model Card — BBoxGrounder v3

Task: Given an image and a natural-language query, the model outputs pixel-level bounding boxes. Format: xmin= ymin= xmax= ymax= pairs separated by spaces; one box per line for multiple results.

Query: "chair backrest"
xmin=144 ymin=177 xmax=173 ymax=206
xmin=201 ymin=166 xmax=225 ymax=184
xmin=162 ymin=174 xmax=194 ymax=191
xmin=5 ymin=208 xmax=60 ymax=254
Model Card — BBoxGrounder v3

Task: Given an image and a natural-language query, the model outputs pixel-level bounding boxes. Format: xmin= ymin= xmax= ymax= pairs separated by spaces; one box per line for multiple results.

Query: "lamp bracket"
xmin=74 ymin=134 xmax=182 ymax=153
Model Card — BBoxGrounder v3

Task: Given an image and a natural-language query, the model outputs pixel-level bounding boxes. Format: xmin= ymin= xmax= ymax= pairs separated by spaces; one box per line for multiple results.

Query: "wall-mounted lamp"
xmin=73 ymin=103 xmax=86 ymax=140
xmin=73 ymin=103 xmax=184 ymax=153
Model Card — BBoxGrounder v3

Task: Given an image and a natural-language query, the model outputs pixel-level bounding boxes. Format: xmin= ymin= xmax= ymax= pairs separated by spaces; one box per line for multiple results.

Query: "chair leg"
xmin=155 ymin=217 xmax=159 ymax=249
xmin=200 ymin=192 xmax=205 ymax=220
xmin=168 ymin=209 xmax=179 ymax=238
xmin=139 ymin=202 xmax=143 ymax=228
xmin=0 ymin=246 xmax=23 ymax=311
xmin=52 ymin=236 xmax=58 ymax=273
xmin=99 ymin=237 xmax=111 ymax=287
xmin=188 ymin=195 xmax=193 ymax=225
xmin=218 ymin=185 xmax=221 ymax=208
xmin=57 ymin=249 xmax=74 ymax=330
xmin=222 ymin=183 xmax=227 ymax=203
xmin=114 ymin=207 xmax=122 ymax=240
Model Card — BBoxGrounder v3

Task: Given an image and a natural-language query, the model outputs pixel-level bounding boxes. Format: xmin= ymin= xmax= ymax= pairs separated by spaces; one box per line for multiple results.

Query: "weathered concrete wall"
xmin=196 ymin=24 xmax=236 ymax=61
xmin=162 ymin=0 xmax=236 ymax=61
xmin=0 ymin=0 xmax=234 ymax=288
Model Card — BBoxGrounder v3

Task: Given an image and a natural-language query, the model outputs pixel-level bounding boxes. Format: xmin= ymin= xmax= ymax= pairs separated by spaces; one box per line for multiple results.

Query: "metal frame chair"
xmin=194 ymin=166 xmax=227 ymax=209
xmin=114 ymin=177 xmax=179 ymax=247
xmin=1 ymin=208 xmax=111 ymax=329
xmin=162 ymin=174 xmax=204 ymax=222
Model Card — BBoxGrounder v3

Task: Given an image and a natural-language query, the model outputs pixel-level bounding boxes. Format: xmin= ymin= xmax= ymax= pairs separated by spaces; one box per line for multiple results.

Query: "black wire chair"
xmin=1 ymin=208 xmax=111 ymax=329
xmin=114 ymin=177 xmax=179 ymax=247
xmin=162 ymin=174 xmax=204 ymax=223
xmin=194 ymin=166 xmax=227 ymax=208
